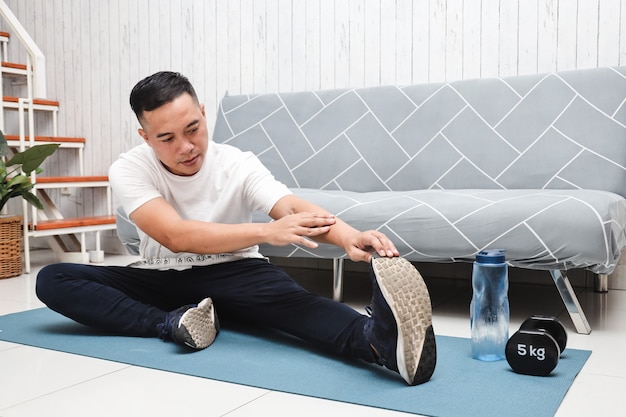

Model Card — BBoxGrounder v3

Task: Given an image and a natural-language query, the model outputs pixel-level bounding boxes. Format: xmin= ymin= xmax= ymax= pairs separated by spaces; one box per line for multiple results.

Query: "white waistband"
xmin=127 ymin=253 xmax=260 ymax=270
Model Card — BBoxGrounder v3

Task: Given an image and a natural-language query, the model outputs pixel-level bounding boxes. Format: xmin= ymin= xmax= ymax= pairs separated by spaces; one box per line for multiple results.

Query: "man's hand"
xmin=269 ymin=195 xmax=399 ymax=262
xmin=342 ymin=229 xmax=400 ymax=263
xmin=264 ymin=212 xmax=337 ymax=249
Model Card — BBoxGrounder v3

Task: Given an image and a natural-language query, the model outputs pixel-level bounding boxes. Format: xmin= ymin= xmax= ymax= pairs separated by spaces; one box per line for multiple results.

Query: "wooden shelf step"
xmin=4 ymin=134 xmax=85 ymax=148
xmin=36 ymin=176 xmax=108 ymax=183
xmin=3 ymin=96 xmax=59 ymax=110
xmin=2 ymin=61 xmax=28 ymax=71
xmin=35 ymin=176 xmax=109 ymax=188
xmin=30 ymin=215 xmax=116 ymax=231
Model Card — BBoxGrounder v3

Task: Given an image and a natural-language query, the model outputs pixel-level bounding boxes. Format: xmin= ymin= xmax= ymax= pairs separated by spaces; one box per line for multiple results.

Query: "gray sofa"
xmin=117 ymin=66 xmax=626 ymax=334
xmin=211 ymin=66 xmax=626 ymax=334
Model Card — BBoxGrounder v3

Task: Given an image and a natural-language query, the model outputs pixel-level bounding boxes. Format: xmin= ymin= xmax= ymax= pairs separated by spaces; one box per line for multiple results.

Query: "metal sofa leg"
xmin=549 ymin=270 xmax=592 ymax=334
xmin=594 ymin=273 xmax=608 ymax=293
xmin=332 ymin=258 xmax=344 ymax=302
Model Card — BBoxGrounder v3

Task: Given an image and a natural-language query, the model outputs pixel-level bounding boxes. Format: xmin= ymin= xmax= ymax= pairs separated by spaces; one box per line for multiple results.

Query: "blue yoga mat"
xmin=0 ymin=308 xmax=590 ymax=417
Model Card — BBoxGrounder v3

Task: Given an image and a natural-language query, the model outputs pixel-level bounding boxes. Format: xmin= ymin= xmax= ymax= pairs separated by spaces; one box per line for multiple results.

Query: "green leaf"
xmin=0 ymin=131 xmax=59 ymax=211
xmin=5 ymin=143 xmax=60 ymax=174
xmin=6 ymin=175 xmax=31 ymax=188
xmin=20 ymin=189 xmax=44 ymax=209
xmin=0 ymin=130 xmax=8 ymax=157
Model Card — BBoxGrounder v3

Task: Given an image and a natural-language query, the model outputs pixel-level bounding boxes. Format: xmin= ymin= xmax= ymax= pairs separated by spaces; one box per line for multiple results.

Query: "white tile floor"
xmin=1 ymin=250 xmax=625 ymax=416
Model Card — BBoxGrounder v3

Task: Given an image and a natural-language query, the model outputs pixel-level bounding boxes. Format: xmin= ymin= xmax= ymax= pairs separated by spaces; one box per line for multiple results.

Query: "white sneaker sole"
xmin=371 ymin=257 xmax=436 ymax=385
xmin=178 ymin=297 xmax=218 ymax=349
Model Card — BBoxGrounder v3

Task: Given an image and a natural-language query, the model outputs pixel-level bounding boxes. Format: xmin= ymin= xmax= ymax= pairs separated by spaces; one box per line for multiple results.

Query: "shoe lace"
xmin=157 ymin=304 xmax=194 ymax=341
xmin=157 ymin=322 xmax=171 ymax=341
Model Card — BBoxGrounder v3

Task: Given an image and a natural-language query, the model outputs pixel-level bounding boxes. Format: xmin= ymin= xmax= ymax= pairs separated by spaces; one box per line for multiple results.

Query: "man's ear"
xmin=138 ymin=128 xmax=149 ymax=144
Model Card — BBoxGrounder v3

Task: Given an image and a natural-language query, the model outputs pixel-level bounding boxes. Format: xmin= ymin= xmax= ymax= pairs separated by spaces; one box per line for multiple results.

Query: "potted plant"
xmin=0 ymin=130 xmax=59 ymax=278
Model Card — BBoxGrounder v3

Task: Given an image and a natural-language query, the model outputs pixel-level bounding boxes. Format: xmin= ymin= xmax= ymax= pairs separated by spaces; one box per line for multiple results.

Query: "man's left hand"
xmin=344 ymin=230 xmax=399 ymax=263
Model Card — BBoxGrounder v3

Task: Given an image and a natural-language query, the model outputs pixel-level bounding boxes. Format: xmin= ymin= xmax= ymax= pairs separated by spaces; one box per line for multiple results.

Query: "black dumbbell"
xmin=505 ymin=315 xmax=568 ymax=376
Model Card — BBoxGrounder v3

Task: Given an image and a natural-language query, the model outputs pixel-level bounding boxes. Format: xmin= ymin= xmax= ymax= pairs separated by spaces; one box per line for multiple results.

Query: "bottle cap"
xmin=475 ymin=249 xmax=506 ymax=264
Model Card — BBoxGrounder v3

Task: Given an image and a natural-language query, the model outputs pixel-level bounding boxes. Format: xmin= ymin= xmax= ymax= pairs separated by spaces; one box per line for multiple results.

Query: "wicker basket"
xmin=0 ymin=215 xmax=23 ymax=279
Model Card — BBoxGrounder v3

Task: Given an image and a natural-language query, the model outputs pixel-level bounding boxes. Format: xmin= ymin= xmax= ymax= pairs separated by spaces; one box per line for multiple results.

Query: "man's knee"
xmin=35 ymin=263 xmax=65 ymax=305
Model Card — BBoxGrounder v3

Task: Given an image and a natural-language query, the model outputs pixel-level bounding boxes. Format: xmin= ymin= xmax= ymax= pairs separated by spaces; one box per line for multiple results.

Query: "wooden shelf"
xmin=29 ymin=215 xmax=117 ymax=231
xmin=35 ymin=176 xmax=109 ymax=189
xmin=4 ymin=134 xmax=85 ymax=149
xmin=2 ymin=28 xmax=115 ymax=271
xmin=3 ymin=95 xmax=59 ymax=111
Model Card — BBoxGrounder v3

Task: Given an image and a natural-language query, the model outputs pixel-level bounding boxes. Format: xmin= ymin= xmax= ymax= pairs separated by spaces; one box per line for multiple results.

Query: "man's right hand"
xmin=264 ymin=212 xmax=337 ymax=249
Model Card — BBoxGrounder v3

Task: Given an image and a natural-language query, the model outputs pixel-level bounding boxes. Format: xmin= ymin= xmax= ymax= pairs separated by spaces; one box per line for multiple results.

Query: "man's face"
xmin=138 ymin=93 xmax=209 ymax=176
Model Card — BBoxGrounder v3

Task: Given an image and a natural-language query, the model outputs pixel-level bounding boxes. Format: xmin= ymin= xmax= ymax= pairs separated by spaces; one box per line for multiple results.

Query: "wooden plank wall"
xmin=1 ymin=0 xmax=625 ymax=251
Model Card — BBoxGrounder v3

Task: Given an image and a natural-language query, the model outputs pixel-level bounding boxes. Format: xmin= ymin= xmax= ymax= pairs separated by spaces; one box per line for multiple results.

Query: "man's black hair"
xmin=130 ymin=71 xmax=199 ymax=122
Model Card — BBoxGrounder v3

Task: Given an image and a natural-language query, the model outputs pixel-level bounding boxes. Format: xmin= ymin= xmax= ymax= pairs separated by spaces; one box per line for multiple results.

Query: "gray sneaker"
xmin=158 ymin=297 xmax=220 ymax=349
xmin=364 ymin=257 xmax=437 ymax=385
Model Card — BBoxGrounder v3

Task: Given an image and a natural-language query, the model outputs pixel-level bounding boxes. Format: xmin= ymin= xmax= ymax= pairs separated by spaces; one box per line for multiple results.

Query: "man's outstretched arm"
xmin=129 ymin=195 xmax=339 ymax=255
xmin=269 ymin=194 xmax=399 ymax=263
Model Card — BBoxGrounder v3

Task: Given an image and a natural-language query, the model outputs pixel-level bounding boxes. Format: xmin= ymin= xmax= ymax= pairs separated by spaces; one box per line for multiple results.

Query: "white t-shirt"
xmin=108 ymin=141 xmax=292 ymax=269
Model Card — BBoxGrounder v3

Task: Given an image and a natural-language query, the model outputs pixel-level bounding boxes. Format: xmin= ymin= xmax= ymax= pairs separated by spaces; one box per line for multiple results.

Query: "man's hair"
xmin=130 ymin=71 xmax=199 ymax=122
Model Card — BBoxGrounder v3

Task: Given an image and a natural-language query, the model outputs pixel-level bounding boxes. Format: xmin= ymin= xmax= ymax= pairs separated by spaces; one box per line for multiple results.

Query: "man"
xmin=36 ymin=71 xmax=436 ymax=385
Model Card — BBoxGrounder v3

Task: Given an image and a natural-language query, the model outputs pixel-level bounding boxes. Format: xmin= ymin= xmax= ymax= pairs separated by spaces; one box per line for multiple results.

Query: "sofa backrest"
xmin=213 ymin=66 xmax=626 ymax=197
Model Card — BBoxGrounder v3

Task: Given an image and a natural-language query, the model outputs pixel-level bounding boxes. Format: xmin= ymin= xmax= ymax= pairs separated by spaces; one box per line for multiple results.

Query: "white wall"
xmin=1 ymin=0 xmax=625 ymax=249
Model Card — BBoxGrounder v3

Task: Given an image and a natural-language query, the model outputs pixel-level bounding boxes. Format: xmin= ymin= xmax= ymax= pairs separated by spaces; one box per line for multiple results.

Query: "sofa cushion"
xmin=214 ymin=67 xmax=626 ymax=196
xmin=254 ymin=189 xmax=626 ymax=274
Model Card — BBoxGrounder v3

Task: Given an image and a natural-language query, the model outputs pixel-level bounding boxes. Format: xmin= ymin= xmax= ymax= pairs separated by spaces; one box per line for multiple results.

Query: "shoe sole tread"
xmin=372 ymin=257 xmax=436 ymax=385
xmin=178 ymin=297 xmax=218 ymax=349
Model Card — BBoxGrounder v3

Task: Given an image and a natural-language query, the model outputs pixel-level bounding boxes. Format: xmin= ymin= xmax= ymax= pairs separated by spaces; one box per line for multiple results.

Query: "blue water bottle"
xmin=470 ymin=249 xmax=509 ymax=361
